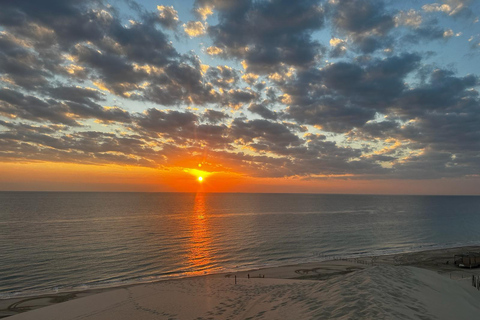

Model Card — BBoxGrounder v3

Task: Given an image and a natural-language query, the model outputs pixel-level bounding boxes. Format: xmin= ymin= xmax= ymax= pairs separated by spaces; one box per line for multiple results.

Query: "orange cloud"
xmin=183 ymin=21 xmax=207 ymax=37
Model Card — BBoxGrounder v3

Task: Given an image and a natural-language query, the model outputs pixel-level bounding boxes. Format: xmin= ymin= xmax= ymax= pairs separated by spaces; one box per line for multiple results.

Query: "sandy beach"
xmin=3 ymin=246 xmax=480 ymax=319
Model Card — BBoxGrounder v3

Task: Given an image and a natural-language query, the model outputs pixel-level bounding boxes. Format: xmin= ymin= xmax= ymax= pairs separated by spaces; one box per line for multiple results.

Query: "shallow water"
xmin=1 ymin=192 xmax=480 ymax=298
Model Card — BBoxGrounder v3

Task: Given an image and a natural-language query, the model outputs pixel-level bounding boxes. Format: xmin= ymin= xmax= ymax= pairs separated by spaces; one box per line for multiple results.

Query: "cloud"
xmin=206 ymin=46 xmax=224 ymax=55
xmin=0 ymin=31 xmax=52 ymax=89
xmin=0 ymin=122 xmax=158 ymax=167
xmin=394 ymin=10 xmax=423 ymax=28
xmin=223 ymin=89 xmax=258 ymax=109
xmin=248 ymin=103 xmax=279 ymax=120
xmin=141 ymin=58 xmax=220 ymax=106
xmin=183 ymin=21 xmax=207 ymax=37
xmin=199 ymin=0 xmax=326 ymax=73
xmin=284 ymin=53 xmax=421 ymax=132
xmin=156 ymin=5 xmax=179 ymax=29
xmin=422 ymin=3 xmax=453 ymax=14
xmin=47 ymin=86 xmax=105 ymax=105
xmin=331 ymin=0 xmax=395 ymax=53
xmin=402 ymin=23 xmax=457 ymax=43
xmin=350 ymin=67 xmax=480 ymax=179
xmin=241 ymin=73 xmax=259 ymax=85
xmin=131 ymin=108 xmax=231 ymax=149
xmin=229 ymin=118 xmax=301 ymax=151
xmin=195 ymin=5 xmax=214 ymax=21
xmin=329 ymin=37 xmax=347 ymax=57
xmin=205 ymin=65 xmax=239 ymax=89
xmin=395 ymin=69 xmax=478 ymax=117
xmin=135 ymin=108 xmax=197 ymax=134
xmin=422 ymin=0 xmax=472 ymax=16
xmin=0 ymin=0 xmax=479 ymax=182
xmin=202 ymin=109 xmax=230 ymax=123
xmin=0 ymin=88 xmax=79 ymax=126
xmin=0 ymin=87 xmax=132 ymax=125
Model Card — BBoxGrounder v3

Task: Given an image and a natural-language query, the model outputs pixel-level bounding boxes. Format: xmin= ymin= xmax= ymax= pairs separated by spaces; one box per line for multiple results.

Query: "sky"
xmin=0 ymin=0 xmax=479 ymax=194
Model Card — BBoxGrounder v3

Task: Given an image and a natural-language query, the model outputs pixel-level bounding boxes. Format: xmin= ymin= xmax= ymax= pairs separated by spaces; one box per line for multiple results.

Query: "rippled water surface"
xmin=1 ymin=192 xmax=480 ymax=297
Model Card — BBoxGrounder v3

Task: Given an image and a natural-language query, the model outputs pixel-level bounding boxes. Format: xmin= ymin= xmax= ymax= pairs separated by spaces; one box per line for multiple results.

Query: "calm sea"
xmin=1 ymin=192 xmax=480 ymax=298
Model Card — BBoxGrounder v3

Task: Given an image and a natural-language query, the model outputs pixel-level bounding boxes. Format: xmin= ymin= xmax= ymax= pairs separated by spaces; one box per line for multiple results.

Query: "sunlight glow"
xmin=186 ymin=192 xmax=212 ymax=275
xmin=198 ymin=176 xmax=203 ymax=182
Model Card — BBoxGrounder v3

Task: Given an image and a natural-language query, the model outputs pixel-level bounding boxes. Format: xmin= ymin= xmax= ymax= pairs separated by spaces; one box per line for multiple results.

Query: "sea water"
xmin=1 ymin=192 xmax=480 ymax=298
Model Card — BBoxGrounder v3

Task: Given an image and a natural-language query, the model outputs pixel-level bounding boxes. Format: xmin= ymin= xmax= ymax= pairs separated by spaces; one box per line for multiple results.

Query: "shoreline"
xmin=3 ymin=245 xmax=480 ymax=319
xmin=1 ymin=242 xmax=477 ymax=300
xmin=3 ymin=241 xmax=478 ymax=299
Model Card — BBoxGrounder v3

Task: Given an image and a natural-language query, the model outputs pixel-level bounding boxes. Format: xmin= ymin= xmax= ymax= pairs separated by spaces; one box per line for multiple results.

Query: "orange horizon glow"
xmin=0 ymin=161 xmax=480 ymax=195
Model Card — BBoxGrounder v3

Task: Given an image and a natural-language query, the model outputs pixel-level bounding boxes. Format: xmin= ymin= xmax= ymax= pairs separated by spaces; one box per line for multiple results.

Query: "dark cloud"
xmin=230 ymin=118 xmax=301 ymax=147
xmin=202 ymin=109 xmax=230 ymax=123
xmin=0 ymin=0 xmax=94 ymax=27
xmin=388 ymin=148 xmax=478 ymax=180
xmin=0 ymin=120 xmax=160 ymax=167
xmin=369 ymin=154 xmax=397 ymax=162
xmin=326 ymin=53 xmax=421 ymax=106
xmin=248 ymin=103 xmax=279 ymax=120
xmin=284 ymin=53 xmax=421 ymax=132
xmin=245 ymin=132 xmax=387 ymax=178
xmin=331 ymin=0 xmax=395 ymax=53
xmin=356 ymin=120 xmax=400 ymax=139
xmin=205 ymin=66 xmax=239 ymax=89
xmin=0 ymin=87 xmax=131 ymax=125
xmin=401 ymin=18 xmax=456 ymax=44
xmin=349 ymin=67 xmax=480 ymax=179
xmin=135 ymin=108 xmax=198 ymax=134
xmin=0 ymin=131 xmax=158 ymax=167
xmin=0 ymin=0 xmax=207 ymax=109
xmin=0 ymin=32 xmax=52 ymax=89
xmin=193 ymin=124 xmax=231 ymax=148
xmin=395 ymin=69 xmax=478 ymax=117
xmin=223 ymin=89 xmax=258 ymax=108
xmin=332 ymin=0 xmax=394 ymax=36
xmin=0 ymin=120 xmax=65 ymax=134
xmin=198 ymin=0 xmax=325 ymax=73
xmin=47 ymin=86 xmax=105 ymax=104
xmin=329 ymin=43 xmax=347 ymax=58
xmin=141 ymin=61 xmax=220 ymax=106
xmin=288 ymin=98 xmax=376 ymax=133
xmin=0 ymin=0 xmax=112 ymax=52
xmin=130 ymin=108 xmax=231 ymax=148
xmin=67 ymin=101 xmax=132 ymax=124
xmin=408 ymin=25 xmax=447 ymax=42
xmin=154 ymin=5 xmax=180 ymax=30
xmin=106 ymin=18 xmax=178 ymax=67
xmin=0 ymin=88 xmax=78 ymax=126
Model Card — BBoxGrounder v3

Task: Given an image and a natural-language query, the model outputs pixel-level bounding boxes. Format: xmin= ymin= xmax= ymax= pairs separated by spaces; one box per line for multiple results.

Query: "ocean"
xmin=1 ymin=192 xmax=480 ymax=298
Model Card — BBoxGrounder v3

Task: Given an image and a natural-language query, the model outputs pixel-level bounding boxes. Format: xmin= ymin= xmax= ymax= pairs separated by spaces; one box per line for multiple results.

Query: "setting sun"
xmin=198 ymin=176 xmax=203 ymax=182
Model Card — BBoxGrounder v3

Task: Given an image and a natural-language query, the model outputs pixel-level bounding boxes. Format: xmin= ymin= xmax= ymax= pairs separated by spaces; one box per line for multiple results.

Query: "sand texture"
xmin=4 ymin=246 xmax=480 ymax=319
xmin=5 ymin=264 xmax=480 ymax=320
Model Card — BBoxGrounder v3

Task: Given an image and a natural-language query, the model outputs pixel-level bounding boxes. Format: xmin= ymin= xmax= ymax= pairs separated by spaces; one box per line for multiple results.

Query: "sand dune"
xmin=7 ymin=264 xmax=480 ymax=320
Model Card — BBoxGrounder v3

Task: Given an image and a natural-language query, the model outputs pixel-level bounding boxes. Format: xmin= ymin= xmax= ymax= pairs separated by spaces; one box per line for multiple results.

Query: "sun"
xmin=198 ymin=176 xmax=203 ymax=182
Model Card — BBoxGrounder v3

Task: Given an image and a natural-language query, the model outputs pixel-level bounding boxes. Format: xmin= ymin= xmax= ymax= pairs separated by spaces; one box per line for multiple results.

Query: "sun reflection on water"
xmin=187 ymin=192 xmax=213 ymax=275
